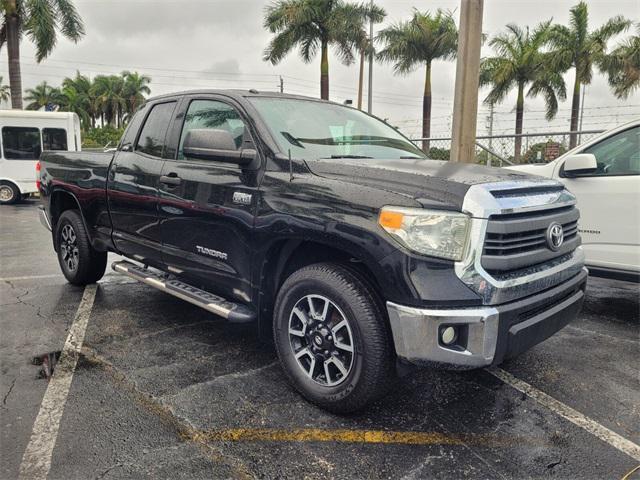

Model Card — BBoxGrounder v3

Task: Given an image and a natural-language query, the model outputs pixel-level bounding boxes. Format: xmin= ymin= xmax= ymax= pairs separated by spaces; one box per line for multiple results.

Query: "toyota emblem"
xmin=546 ymin=222 xmax=564 ymax=251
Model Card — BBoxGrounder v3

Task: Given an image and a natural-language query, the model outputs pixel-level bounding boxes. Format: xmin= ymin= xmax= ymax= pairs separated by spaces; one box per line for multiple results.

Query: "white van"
xmin=506 ymin=119 xmax=640 ymax=282
xmin=0 ymin=110 xmax=81 ymax=204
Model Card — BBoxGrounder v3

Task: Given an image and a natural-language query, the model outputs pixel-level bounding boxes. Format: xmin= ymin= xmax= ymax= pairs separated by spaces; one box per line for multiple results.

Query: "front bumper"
xmin=387 ymin=268 xmax=588 ymax=368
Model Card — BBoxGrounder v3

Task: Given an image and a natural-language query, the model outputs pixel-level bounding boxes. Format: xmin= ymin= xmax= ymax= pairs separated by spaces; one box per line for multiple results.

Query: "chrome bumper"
xmin=387 ymin=268 xmax=588 ymax=368
xmin=38 ymin=206 xmax=52 ymax=231
xmin=387 ymin=303 xmax=499 ymax=368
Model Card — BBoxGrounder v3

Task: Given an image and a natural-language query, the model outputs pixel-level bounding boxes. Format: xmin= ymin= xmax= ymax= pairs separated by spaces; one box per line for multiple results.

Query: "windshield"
xmin=248 ymin=97 xmax=426 ymax=160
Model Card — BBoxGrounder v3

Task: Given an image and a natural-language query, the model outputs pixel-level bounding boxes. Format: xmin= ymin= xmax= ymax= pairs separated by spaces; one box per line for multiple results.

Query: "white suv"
xmin=506 ymin=120 xmax=640 ymax=283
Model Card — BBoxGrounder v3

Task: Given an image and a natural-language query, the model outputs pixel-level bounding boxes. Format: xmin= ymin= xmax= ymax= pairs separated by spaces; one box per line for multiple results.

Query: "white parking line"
xmin=488 ymin=367 xmax=640 ymax=462
xmin=0 ymin=274 xmax=63 ymax=282
xmin=18 ymin=284 xmax=97 ymax=480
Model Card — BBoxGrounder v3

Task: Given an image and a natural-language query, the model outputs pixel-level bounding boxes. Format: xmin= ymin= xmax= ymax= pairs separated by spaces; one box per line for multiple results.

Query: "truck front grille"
xmin=482 ymin=205 xmax=581 ymax=274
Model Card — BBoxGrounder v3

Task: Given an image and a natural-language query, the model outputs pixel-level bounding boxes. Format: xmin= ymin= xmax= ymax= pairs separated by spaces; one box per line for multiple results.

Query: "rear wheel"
xmin=56 ymin=210 xmax=107 ymax=285
xmin=0 ymin=181 xmax=20 ymax=205
xmin=273 ymin=263 xmax=395 ymax=413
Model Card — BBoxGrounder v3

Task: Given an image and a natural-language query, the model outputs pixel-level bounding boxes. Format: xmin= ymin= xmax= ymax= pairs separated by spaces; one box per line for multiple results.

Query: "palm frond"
xmin=54 ymin=0 xmax=85 ymax=42
xmin=24 ymin=0 xmax=57 ymax=61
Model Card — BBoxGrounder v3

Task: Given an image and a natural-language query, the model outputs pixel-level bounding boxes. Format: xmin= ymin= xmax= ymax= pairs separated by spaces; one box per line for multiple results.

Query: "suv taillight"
xmin=36 ymin=161 xmax=41 ymax=191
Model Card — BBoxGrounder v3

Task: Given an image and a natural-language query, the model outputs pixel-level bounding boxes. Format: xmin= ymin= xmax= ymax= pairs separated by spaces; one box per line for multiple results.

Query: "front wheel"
xmin=56 ymin=210 xmax=107 ymax=285
xmin=273 ymin=263 xmax=395 ymax=413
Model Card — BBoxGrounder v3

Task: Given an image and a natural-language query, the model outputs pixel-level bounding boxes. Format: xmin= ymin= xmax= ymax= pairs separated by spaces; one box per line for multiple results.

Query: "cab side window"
xmin=177 ymin=100 xmax=249 ymax=160
xmin=2 ymin=127 xmax=41 ymax=160
xmin=580 ymin=126 xmax=640 ymax=176
xmin=135 ymin=101 xmax=176 ymax=158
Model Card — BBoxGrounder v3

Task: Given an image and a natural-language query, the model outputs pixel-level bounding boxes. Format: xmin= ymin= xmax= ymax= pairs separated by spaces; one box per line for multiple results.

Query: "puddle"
xmin=32 ymin=351 xmax=61 ymax=379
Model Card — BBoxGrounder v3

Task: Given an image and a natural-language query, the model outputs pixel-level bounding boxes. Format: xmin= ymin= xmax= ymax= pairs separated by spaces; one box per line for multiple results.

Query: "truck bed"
xmin=39 ymin=150 xmax=115 ymax=250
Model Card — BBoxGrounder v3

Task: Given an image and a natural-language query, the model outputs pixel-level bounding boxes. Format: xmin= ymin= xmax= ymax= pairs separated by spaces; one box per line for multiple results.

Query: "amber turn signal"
xmin=378 ymin=210 xmax=404 ymax=229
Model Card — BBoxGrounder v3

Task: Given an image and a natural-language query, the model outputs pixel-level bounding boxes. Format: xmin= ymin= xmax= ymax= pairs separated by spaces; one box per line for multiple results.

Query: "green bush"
xmin=82 ymin=126 xmax=124 ymax=149
xmin=427 ymin=147 xmax=450 ymax=160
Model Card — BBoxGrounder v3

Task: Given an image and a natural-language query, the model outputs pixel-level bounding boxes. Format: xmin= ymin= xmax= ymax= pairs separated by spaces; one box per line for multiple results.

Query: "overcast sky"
xmin=2 ymin=0 xmax=639 ymax=138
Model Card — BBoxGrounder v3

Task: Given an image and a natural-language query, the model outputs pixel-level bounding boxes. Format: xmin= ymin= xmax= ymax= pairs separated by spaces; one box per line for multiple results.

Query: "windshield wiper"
xmin=326 ymin=154 xmax=373 ymax=159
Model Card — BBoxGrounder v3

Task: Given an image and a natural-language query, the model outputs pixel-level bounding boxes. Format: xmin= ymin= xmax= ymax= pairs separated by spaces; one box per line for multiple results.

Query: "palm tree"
xmin=377 ymin=9 xmax=458 ymax=152
xmin=62 ymin=72 xmax=97 ymax=127
xmin=122 ymin=71 xmax=151 ymax=117
xmin=92 ymin=75 xmax=126 ymax=127
xmin=547 ymin=2 xmax=631 ymax=148
xmin=24 ymin=81 xmax=64 ymax=111
xmin=0 ymin=76 xmax=10 ymax=103
xmin=263 ymin=0 xmax=385 ymax=100
xmin=0 ymin=0 xmax=84 ymax=109
xmin=599 ymin=23 xmax=640 ymax=100
xmin=59 ymin=85 xmax=91 ymax=127
xmin=480 ymin=22 xmax=566 ymax=162
xmin=350 ymin=4 xmax=385 ymax=110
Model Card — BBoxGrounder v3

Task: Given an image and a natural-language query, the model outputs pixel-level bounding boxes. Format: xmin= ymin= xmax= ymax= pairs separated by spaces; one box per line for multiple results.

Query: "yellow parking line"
xmin=191 ymin=428 xmax=520 ymax=447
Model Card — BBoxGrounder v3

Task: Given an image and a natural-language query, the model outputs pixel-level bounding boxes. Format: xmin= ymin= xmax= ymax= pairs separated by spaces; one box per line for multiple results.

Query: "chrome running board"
xmin=111 ymin=260 xmax=256 ymax=323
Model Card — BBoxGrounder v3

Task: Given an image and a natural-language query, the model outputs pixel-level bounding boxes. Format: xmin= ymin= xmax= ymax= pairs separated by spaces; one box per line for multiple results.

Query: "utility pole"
xmin=450 ymin=0 xmax=484 ymax=163
xmin=486 ymin=102 xmax=494 ymax=167
xmin=367 ymin=0 xmax=374 ymax=114
xmin=279 ymin=76 xmax=284 ymax=93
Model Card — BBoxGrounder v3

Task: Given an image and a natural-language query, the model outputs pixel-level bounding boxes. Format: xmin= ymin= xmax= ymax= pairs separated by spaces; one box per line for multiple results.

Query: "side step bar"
xmin=112 ymin=260 xmax=256 ymax=323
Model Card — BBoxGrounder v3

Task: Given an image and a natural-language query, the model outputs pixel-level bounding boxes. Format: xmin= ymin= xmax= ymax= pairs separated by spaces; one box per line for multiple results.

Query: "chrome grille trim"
xmin=455 ymin=180 xmax=586 ymax=305
xmin=482 ymin=205 xmax=581 ymax=272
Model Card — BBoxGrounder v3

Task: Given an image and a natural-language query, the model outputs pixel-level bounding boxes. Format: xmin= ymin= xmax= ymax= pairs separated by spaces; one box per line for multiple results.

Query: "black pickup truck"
xmin=38 ymin=90 xmax=587 ymax=412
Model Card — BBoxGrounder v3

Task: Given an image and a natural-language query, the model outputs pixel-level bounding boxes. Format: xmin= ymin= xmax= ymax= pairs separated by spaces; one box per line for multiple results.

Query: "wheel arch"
xmin=256 ymin=238 xmax=388 ymax=337
xmin=49 ymin=189 xmax=96 ymax=251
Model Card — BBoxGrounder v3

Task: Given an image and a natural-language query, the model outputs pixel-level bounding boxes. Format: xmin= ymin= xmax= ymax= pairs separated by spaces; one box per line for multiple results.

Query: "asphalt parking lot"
xmin=1 ymin=199 xmax=639 ymax=479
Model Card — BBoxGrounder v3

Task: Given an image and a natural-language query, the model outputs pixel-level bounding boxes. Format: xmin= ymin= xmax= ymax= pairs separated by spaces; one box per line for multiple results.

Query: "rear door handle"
xmin=160 ymin=174 xmax=181 ymax=186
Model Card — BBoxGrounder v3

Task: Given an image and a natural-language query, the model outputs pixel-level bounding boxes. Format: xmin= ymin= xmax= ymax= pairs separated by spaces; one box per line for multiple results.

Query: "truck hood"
xmin=304 ymin=158 xmax=531 ymax=210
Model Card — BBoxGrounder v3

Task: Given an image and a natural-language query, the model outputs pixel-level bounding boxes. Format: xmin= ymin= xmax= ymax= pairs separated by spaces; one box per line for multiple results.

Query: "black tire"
xmin=273 ymin=262 xmax=395 ymax=413
xmin=56 ymin=210 xmax=107 ymax=285
xmin=0 ymin=181 xmax=20 ymax=205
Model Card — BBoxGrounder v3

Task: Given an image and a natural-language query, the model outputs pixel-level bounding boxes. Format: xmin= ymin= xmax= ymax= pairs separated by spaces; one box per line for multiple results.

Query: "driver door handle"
xmin=160 ymin=174 xmax=181 ymax=186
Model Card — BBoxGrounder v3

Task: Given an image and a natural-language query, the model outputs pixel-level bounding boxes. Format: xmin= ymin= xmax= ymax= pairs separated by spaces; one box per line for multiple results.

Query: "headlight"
xmin=378 ymin=206 xmax=470 ymax=261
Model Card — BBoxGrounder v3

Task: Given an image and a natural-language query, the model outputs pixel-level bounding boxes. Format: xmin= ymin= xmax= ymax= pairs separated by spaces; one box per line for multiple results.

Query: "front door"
xmin=558 ymin=125 xmax=640 ymax=272
xmin=108 ymin=100 xmax=177 ymax=266
xmin=158 ymin=97 xmax=260 ymax=304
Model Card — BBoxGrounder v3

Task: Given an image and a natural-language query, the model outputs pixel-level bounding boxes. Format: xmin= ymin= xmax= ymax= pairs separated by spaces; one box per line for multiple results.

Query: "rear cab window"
xmin=2 ymin=127 xmax=41 ymax=160
xmin=135 ymin=102 xmax=177 ymax=158
xmin=120 ymin=107 xmax=147 ymax=151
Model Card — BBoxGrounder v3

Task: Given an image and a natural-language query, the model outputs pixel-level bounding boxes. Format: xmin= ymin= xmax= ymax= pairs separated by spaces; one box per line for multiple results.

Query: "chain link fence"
xmin=412 ymin=130 xmax=605 ymax=166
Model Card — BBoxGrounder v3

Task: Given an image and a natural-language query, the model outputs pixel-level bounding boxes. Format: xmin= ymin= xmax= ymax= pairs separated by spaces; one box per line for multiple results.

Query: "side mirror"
xmin=183 ymin=129 xmax=257 ymax=167
xmin=563 ymin=153 xmax=598 ymax=176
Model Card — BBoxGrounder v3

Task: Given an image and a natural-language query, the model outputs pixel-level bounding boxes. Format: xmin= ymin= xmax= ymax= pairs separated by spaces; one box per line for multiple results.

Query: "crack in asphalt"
xmin=2 ymin=377 xmax=16 ymax=408
xmin=160 ymin=361 xmax=279 ymax=401
xmin=3 ymin=280 xmax=52 ymax=325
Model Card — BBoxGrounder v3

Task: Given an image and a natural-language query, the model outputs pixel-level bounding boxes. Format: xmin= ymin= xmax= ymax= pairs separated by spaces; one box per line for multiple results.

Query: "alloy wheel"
xmin=288 ymin=294 xmax=355 ymax=387
xmin=60 ymin=224 xmax=80 ymax=272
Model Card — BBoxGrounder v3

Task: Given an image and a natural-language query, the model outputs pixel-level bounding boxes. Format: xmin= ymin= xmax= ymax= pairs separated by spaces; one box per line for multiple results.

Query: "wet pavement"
xmin=1 ymin=200 xmax=639 ymax=479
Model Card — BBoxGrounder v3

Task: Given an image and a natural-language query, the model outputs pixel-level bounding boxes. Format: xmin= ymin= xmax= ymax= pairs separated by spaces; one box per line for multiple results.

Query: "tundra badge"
xmin=233 ymin=191 xmax=252 ymax=205
xmin=196 ymin=246 xmax=228 ymax=260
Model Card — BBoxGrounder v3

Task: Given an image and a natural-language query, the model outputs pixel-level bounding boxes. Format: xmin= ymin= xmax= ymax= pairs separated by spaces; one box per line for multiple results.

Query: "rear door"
xmin=158 ymin=95 xmax=260 ymax=303
xmin=108 ymin=100 xmax=176 ymax=266
xmin=557 ymin=125 xmax=640 ymax=272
